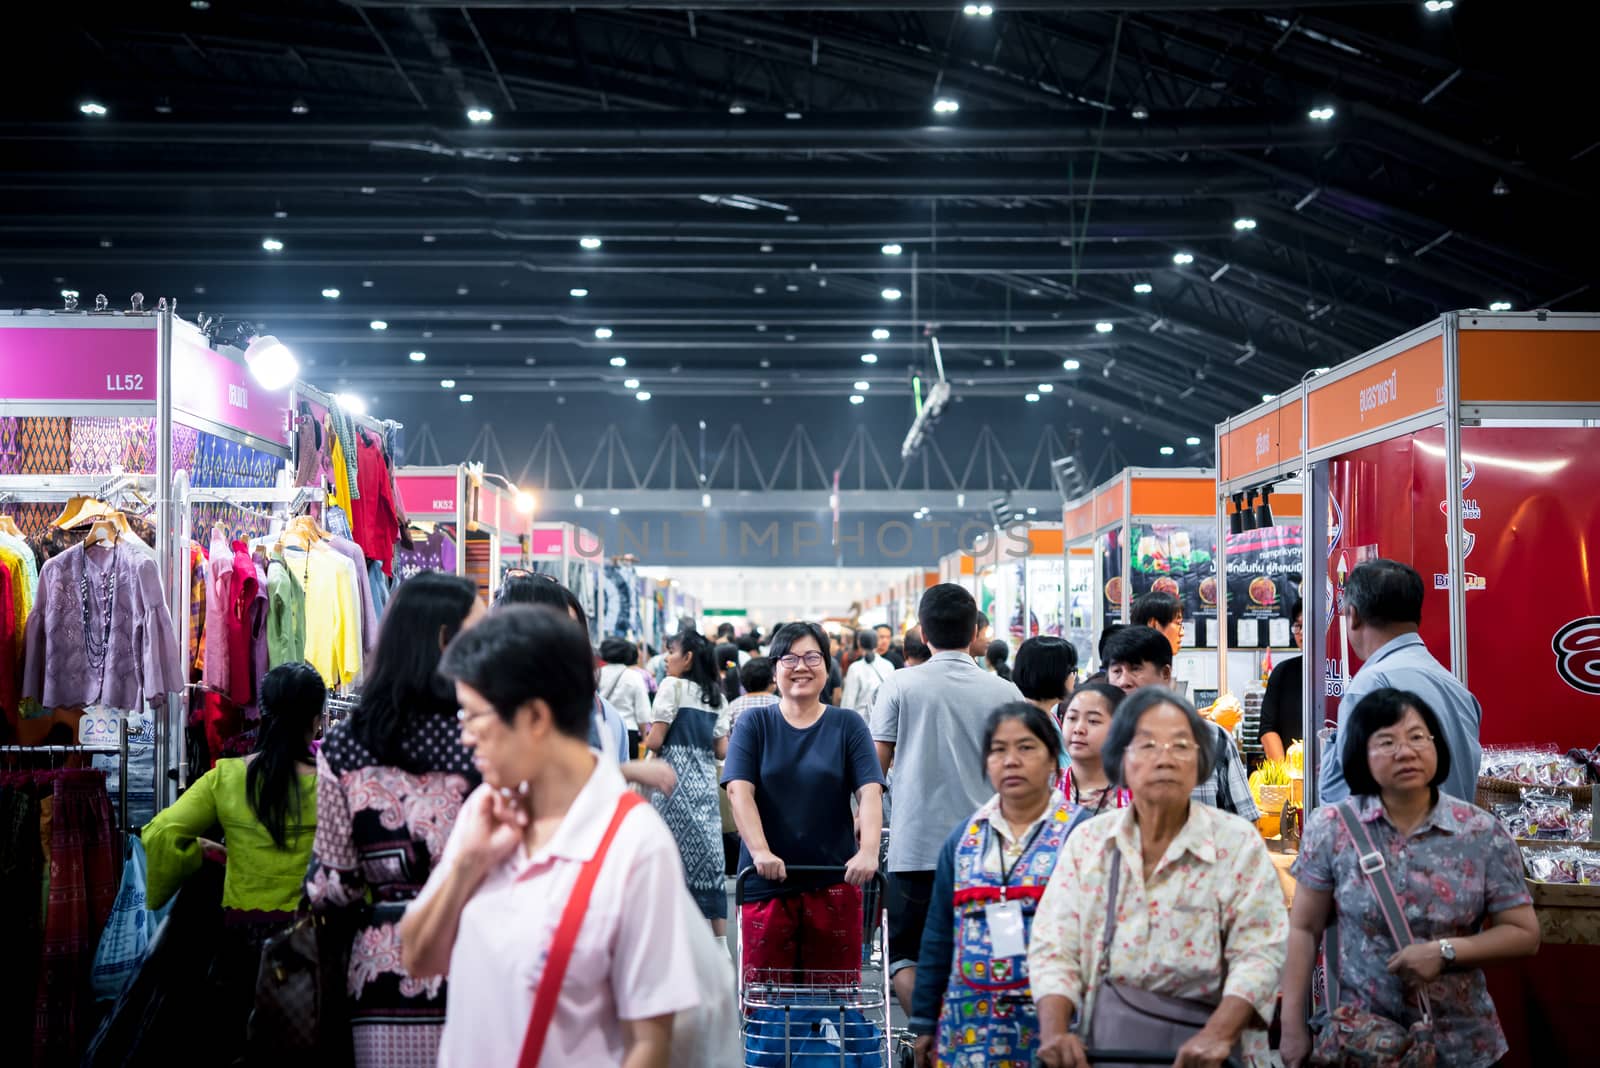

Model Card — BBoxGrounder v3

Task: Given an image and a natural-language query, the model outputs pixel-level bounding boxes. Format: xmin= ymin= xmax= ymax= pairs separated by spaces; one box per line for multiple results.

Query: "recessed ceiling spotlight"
xmin=1133 ymin=282 xmax=1153 ymax=294
xmin=881 ymin=287 xmax=903 ymax=301
xmin=1186 ymin=436 xmax=1202 ymax=446
xmin=1233 ymin=217 xmax=1258 ymax=231
xmin=728 ymin=103 xmax=747 ymax=115
xmin=623 ymin=378 xmax=640 ymax=389
xmin=635 ymin=390 xmax=652 ymax=401
xmin=440 ymin=378 xmax=456 ymax=388
xmin=1130 ymin=103 xmax=1150 ymax=120
xmin=871 ymin=328 xmax=891 ymax=341
xmin=579 ymin=236 xmax=603 ymax=250
xmin=1038 ymin=383 xmax=1054 ymax=393
xmin=753 ymin=285 xmax=767 ymax=295
xmin=785 ymin=285 xmax=799 ymax=293
xmin=933 ymin=98 xmax=960 ymax=114
xmin=1024 ymin=392 xmax=1040 ymax=403
xmin=785 ymin=111 xmax=802 ymax=120
xmin=459 ymin=393 xmax=474 ymax=402
xmin=760 ymin=244 xmax=774 ymax=253
xmin=1488 ymin=301 xmax=1512 ymax=311
xmin=409 ymin=351 xmax=426 ymax=362
xmin=594 ymin=327 xmax=613 ymax=339
xmin=849 ymin=395 xmax=865 ymax=405
xmin=1308 ymin=105 xmax=1337 ymax=122
xmin=321 ymin=288 xmax=340 ymax=299
xmin=79 ymin=101 xmax=109 ymax=117
xmin=1159 ymin=445 xmax=1176 ymax=456
xmin=785 ymin=214 xmax=800 ymax=223
xmin=261 ymin=237 xmax=284 ymax=252
xmin=1262 ymin=392 xmax=1278 ymax=402
xmin=190 ymin=0 xmax=211 ymax=8
xmin=759 ymin=358 xmax=771 ymax=368
xmin=1063 ymin=359 xmax=1081 ymax=371
xmin=609 ymin=356 xmax=627 ymax=367
xmin=369 ymin=319 xmax=388 ymax=331
xmin=854 ymin=380 xmax=871 ymax=391
xmin=456 ymin=284 xmax=469 ymax=296
xmin=421 ymin=234 xmax=437 ymax=243
xmin=1094 ymin=321 xmax=1114 ymax=334
xmin=290 ymin=100 xmax=309 ymax=116
xmin=272 ymin=210 xmax=288 ymax=220
xmin=570 ymin=288 xmax=588 ymax=298
xmin=361 ymin=279 xmax=374 ymax=287
xmin=860 ymin=353 xmax=878 ymax=364
xmin=881 ymin=243 xmax=903 ymax=256
xmin=1173 ymin=251 xmax=1195 ymax=265
xmin=489 ymin=322 xmax=502 ymax=331
xmin=1423 ymin=0 xmax=1454 ymax=12
xmin=466 ymin=107 xmax=494 ymax=123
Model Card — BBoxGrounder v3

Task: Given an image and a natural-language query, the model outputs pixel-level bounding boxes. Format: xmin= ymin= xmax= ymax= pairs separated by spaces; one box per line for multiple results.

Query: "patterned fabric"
xmin=1028 ymin=802 xmax=1289 ymax=1068
xmin=34 ymin=769 xmax=117 ymax=1068
xmin=1189 ymin=722 xmax=1260 ymax=821
xmin=739 ymin=883 xmax=863 ymax=986
xmin=307 ymin=715 xmax=477 ymax=1068
xmin=650 ymin=678 xmax=730 ymax=919
xmin=1292 ymin=793 xmax=1531 ymax=1068
xmin=119 ymin=417 xmax=157 ymax=474
xmin=18 ymin=417 xmax=71 ymax=474
xmin=67 ymin=418 xmax=123 ymax=475
xmin=0 ymin=417 xmax=20 ymax=475
xmin=936 ymin=792 xmax=1083 ymax=1067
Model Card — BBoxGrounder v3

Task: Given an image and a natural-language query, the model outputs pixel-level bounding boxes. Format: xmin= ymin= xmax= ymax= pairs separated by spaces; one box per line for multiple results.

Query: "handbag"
xmin=1309 ymin=804 xmax=1438 ymax=1068
xmin=1081 ymin=851 xmax=1242 ymax=1068
xmin=248 ymin=897 xmax=356 ymax=1060
xmin=90 ymin=835 xmax=173 ymax=1002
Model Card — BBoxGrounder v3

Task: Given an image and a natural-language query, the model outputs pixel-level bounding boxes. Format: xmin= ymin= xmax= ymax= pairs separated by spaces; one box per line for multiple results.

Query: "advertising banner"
xmin=1100 ymin=529 xmax=1123 ymax=628
xmin=171 ymin=330 xmax=291 ymax=445
xmin=1128 ymin=521 xmax=1217 ymax=645
xmin=1220 ymin=525 xmax=1303 ymax=650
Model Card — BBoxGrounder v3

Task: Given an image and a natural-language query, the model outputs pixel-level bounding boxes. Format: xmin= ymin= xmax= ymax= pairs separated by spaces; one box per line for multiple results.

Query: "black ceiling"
xmin=6 ymin=0 xmax=1596 ymax=445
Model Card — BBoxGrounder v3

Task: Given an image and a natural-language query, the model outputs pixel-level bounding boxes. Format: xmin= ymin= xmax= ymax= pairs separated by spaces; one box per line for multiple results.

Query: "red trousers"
xmin=739 ymin=882 xmax=862 ymax=987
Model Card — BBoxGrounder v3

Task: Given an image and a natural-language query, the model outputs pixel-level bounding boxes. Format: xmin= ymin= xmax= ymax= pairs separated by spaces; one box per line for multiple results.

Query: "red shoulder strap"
xmin=516 ymin=790 xmax=645 ymax=1068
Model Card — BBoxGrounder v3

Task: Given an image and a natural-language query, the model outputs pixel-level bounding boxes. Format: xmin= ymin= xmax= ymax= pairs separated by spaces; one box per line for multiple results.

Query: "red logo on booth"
xmin=1553 ymin=617 xmax=1600 ymax=696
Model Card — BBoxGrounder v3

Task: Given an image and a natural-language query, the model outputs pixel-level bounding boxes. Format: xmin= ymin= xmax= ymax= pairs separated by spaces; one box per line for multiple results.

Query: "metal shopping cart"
xmin=1078 ymin=1052 xmax=1243 ymax=1068
xmin=735 ymin=865 xmax=899 ymax=1068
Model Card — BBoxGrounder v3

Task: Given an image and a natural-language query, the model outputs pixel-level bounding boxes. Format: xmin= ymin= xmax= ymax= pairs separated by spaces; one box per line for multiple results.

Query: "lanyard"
xmin=994 ymin=816 xmax=1047 ymax=899
xmin=1070 ymin=769 xmax=1112 ymax=815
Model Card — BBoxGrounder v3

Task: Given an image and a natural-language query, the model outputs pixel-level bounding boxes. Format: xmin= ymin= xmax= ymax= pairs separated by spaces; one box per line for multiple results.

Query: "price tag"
xmin=986 ymin=900 xmax=1028 ymax=958
xmin=1237 ymin=619 xmax=1260 ymax=648
xmin=1269 ymin=617 xmax=1292 ymax=648
xmin=77 ymin=710 xmax=125 ymax=747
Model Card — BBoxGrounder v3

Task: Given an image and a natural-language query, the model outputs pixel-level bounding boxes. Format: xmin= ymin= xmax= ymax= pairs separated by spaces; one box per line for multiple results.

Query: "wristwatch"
xmin=1438 ymin=939 xmax=1457 ymax=964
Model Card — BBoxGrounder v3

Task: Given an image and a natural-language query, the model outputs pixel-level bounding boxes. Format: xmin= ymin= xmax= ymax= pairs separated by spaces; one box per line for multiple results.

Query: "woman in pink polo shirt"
xmin=400 ymin=605 xmax=701 ymax=1068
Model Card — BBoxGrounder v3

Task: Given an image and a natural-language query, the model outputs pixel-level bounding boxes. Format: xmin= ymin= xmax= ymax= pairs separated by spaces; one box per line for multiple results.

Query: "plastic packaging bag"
xmin=90 ymin=835 xmax=173 ymax=1002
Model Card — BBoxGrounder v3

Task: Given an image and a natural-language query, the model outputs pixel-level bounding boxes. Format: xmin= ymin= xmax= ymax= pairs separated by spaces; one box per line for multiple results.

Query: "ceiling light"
xmin=1133 ymin=282 xmax=1153 ymax=294
xmin=290 ymin=100 xmax=309 ymax=116
xmin=359 ymin=186 xmax=376 ymax=196
xmin=609 ymin=356 xmax=627 ymax=367
xmin=405 ymin=351 xmax=427 ymax=364
xmin=1423 ymin=0 xmax=1454 ymax=11
xmin=1159 ymin=446 xmax=1175 ymax=456
xmin=636 ymin=391 xmax=652 ymax=401
xmin=1185 ymin=436 xmax=1202 ymax=446
xmin=594 ymin=327 xmax=613 ymax=339
xmin=854 ymin=380 xmax=871 ymax=391
xmin=609 ymin=507 xmax=622 ymax=516
xmin=456 ymin=285 xmax=469 ymax=296
xmin=623 ymin=378 xmax=640 ymax=389
xmin=459 ymin=393 xmax=474 ymax=402
xmin=1063 ymin=359 xmax=1081 ymax=371
xmin=242 ymin=336 xmax=300 ymax=390
xmin=369 ymin=320 xmax=387 ymax=331
xmin=362 ymin=279 xmax=374 ymax=288
xmin=579 ymin=236 xmax=603 ymax=250
xmin=881 ymin=243 xmax=903 ymax=256
xmin=933 ymin=98 xmax=960 ymax=114
xmin=320 ymin=287 xmax=340 ymax=300
xmin=860 ymin=353 xmax=878 ymax=364
xmin=1492 ymin=177 xmax=1510 ymax=196
xmin=760 ymin=243 xmax=774 ymax=253
xmin=1488 ymin=300 xmax=1512 ymax=311
xmin=1173 ymin=251 xmax=1195 ymax=265
xmin=872 ymin=328 xmax=891 ymax=341
xmin=334 ymin=392 xmax=368 ymax=415
xmin=1262 ymin=392 xmax=1278 ymax=402
xmin=570 ymin=288 xmax=588 ymax=298
xmin=701 ymin=493 xmax=712 ymax=509
xmin=849 ymin=395 xmax=865 ymax=405
xmin=1094 ymin=321 xmax=1114 ymax=334
xmin=261 ymin=237 xmax=284 ymax=252
xmin=1313 ymin=366 xmax=1332 ymax=376
xmin=1038 ymin=383 xmax=1054 ymax=393
xmin=881 ymin=287 xmax=903 ymax=301
xmin=785 ymin=214 xmax=800 ymax=222
xmin=466 ymin=107 xmax=494 ymax=124
xmin=515 ymin=491 xmax=536 ymax=514
xmin=60 ymin=288 xmax=79 ymax=300
xmin=1233 ymin=217 xmax=1258 ymax=231
xmin=272 ymin=210 xmax=287 ymax=220
xmin=785 ymin=111 xmax=802 ymax=121
xmin=574 ymin=493 xmax=584 ymax=508
xmin=1024 ymin=393 xmax=1040 ymax=403
xmin=1308 ymin=105 xmax=1337 ymax=122
xmin=79 ymin=102 xmax=108 ymax=117
xmin=1130 ymin=103 xmax=1150 ymax=120
xmin=440 ymin=378 xmax=456 ymax=388
xmin=728 ymin=103 xmax=747 ymax=115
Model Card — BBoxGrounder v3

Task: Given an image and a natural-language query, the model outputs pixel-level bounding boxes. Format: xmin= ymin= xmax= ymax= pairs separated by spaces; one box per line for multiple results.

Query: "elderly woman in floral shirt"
xmin=1281 ymin=688 xmax=1539 ymax=1068
xmin=1028 ymin=687 xmax=1288 ymax=1068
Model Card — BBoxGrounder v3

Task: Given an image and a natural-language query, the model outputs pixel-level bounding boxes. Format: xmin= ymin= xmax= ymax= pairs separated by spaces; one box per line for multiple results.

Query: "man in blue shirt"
xmin=1320 ymin=559 xmax=1483 ymax=804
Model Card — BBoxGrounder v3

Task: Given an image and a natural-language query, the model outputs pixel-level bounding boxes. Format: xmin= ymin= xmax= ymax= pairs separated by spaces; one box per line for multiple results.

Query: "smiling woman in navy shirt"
xmin=722 ymin=620 xmax=886 ymax=985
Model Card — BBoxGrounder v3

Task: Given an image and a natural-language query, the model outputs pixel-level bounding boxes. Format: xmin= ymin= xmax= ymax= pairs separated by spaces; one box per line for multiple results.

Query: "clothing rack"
xmin=0 ymin=716 xmax=132 ymax=837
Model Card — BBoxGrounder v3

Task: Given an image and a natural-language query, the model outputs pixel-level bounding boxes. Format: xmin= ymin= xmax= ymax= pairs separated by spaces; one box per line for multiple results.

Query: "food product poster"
xmin=1068 ymin=555 xmax=1095 ymax=666
xmin=1026 ymin=557 xmax=1064 ymax=640
xmin=1128 ymin=522 xmax=1217 ymax=643
xmin=999 ymin=560 xmax=1028 ymax=648
xmin=1220 ymin=525 xmax=1303 ymax=648
xmin=1099 ymin=529 xmax=1123 ymax=627
xmin=1320 ymin=427 xmax=1600 ymax=751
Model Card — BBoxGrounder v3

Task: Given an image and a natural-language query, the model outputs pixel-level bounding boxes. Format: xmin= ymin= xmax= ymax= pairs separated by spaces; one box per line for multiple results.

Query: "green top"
xmin=143 ymin=757 xmax=317 ymax=912
xmin=266 ymin=555 xmax=307 ymax=667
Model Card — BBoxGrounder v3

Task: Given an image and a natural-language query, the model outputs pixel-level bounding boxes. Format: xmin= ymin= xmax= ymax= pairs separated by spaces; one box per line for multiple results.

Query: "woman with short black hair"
xmin=1280 ymin=688 xmax=1540 ymax=1068
xmin=911 ymin=702 xmax=1087 ymax=1067
xmin=599 ymin=636 xmax=651 ymax=757
xmin=1013 ymin=635 xmax=1079 ymax=717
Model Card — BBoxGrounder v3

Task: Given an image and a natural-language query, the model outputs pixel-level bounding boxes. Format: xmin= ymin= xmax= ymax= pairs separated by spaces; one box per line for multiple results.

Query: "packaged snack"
xmin=1573 ymin=811 xmax=1594 ymax=843
xmin=1522 ymin=846 xmax=1600 ymax=884
xmin=1522 ymin=788 xmax=1574 ymax=839
xmin=1494 ymin=802 xmax=1534 ymax=839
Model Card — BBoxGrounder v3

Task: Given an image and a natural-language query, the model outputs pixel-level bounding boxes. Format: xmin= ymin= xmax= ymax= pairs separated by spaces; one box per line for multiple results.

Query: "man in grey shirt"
xmin=1320 ymin=558 xmax=1483 ymax=804
xmin=872 ymin=582 xmax=1023 ymax=1012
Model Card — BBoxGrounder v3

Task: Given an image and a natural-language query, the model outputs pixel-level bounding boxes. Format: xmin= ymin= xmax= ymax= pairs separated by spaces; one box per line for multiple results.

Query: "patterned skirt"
xmin=652 ymin=730 xmax=727 ymax=920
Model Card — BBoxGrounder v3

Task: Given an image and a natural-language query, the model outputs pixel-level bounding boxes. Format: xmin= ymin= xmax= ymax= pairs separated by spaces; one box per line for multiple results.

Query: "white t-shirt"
xmin=597 ymin=663 xmax=652 ymax=732
xmin=649 ymin=676 xmax=731 ymax=739
xmin=841 ymin=655 xmax=895 ymax=716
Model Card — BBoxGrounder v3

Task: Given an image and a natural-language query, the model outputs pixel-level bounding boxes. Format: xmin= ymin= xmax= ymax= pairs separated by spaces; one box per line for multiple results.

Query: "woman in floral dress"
xmin=306 ymin=573 xmax=485 ymax=1068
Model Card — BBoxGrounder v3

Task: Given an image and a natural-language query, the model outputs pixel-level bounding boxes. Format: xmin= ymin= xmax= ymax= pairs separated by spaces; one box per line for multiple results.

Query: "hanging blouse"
xmin=20 ymin=541 xmax=184 ymax=710
xmin=328 ymin=430 xmax=354 ymax=520
xmin=227 ymin=541 xmax=259 ymax=707
xmin=283 ymin=546 xmax=362 ymax=688
xmin=1 ymin=563 xmax=17 ymax=723
xmin=0 ymin=529 xmax=39 ymax=601
xmin=327 ymin=536 xmax=379 ymax=657
xmin=351 ymin=430 xmax=399 ymax=577
xmin=266 ymin=553 xmax=306 ymax=668
xmin=202 ymin=530 xmax=232 ymax=693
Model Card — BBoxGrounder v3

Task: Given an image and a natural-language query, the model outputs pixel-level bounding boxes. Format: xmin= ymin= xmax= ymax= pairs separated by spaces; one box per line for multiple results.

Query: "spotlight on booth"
xmin=1255 ymin=485 xmax=1275 ymax=529
xmin=514 ymin=491 xmax=537 ymax=515
xmin=243 ymin=335 xmax=300 ymax=390
xmin=1229 ymin=492 xmax=1246 ymax=536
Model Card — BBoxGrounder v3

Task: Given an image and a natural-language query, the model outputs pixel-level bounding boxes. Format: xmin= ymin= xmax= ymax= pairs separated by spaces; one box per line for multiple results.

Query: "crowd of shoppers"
xmin=113 ymin=555 xmax=1535 ymax=1068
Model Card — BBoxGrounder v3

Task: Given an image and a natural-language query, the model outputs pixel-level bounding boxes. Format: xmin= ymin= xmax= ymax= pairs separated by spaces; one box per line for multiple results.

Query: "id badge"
xmin=985 ymin=900 xmax=1027 ymax=958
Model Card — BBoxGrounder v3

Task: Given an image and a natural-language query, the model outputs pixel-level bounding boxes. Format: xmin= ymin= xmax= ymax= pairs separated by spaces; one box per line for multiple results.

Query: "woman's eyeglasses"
xmin=1368 ymin=732 xmax=1434 ymax=757
xmin=1129 ymin=738 xmax=1199 ymax=761
xmin=777 ymin=652 xmax=826 ymax=668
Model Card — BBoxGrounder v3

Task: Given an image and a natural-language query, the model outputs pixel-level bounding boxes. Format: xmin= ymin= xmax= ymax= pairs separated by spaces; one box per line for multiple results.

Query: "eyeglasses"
xmin=777 ymin=652 xmax=827 ymax=669
xmin=456 ymin=707 xmax=499 ymax=731
xmin=1368 ymin=732 xmax=1434 ymax=756
xmin=1128 ymin=738 xmax=1199 ymax=761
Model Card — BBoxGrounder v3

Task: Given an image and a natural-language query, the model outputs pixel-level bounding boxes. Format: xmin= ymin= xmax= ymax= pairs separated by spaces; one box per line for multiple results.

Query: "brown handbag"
xmin=248 ymin=899 xmax=354 ymax=1059
xmin=1081 ymin=850 xmax=1243 ymax=1068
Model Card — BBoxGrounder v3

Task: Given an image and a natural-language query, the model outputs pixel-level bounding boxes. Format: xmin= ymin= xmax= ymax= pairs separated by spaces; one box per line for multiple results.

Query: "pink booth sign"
xmin=531 ymin=527 xmax=567 ymax=556
xmin=172 ymin=328 xmax=291 ymax=444
xmin=0 ymin=322 xmax=159 ymax=402
xmin=396 ymin=476 xmax=461 ymax=517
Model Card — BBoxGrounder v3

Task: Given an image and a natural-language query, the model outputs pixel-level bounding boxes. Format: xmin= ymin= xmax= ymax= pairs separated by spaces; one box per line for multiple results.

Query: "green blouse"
xmin=143 ymin=757 xmax=317 ymax=912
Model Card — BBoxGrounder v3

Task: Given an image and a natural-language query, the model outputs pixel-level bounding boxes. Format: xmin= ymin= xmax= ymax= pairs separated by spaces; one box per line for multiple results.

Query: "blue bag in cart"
xmin=90 ymin=835 xmax=173 ymax=1001
xmin=745 ymin=1006 xmax=885 ymax=1068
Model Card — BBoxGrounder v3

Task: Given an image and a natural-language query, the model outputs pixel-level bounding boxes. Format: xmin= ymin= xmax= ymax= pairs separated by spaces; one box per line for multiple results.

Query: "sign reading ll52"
xmin=106 ymin=373 xmax=145 ymax=392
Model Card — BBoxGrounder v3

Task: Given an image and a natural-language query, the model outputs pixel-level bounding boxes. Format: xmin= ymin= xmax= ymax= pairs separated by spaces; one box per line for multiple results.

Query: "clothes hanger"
xmin=0 ymin=514 xmax=20 ymax=538
xmin=85 ymin=513 xmax=124 ymax=548
xmin=53 ymin=495 xmax=104 ymax=529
